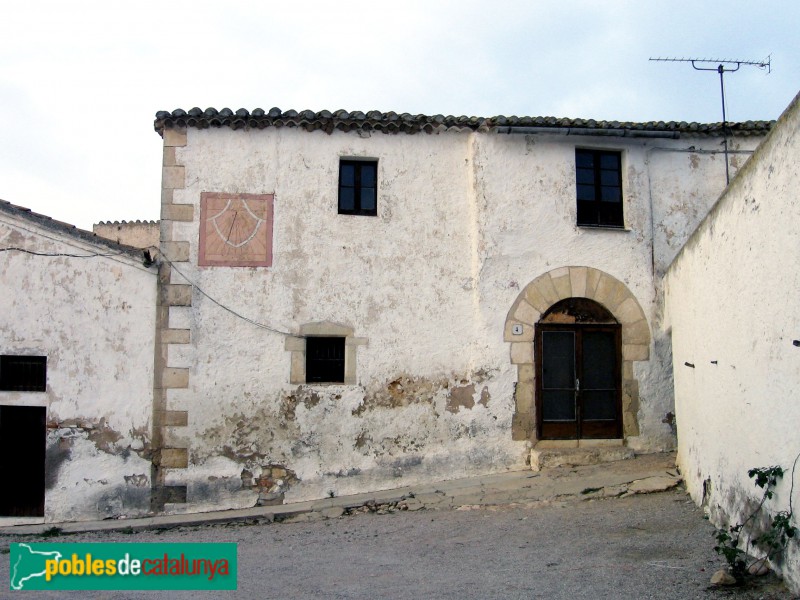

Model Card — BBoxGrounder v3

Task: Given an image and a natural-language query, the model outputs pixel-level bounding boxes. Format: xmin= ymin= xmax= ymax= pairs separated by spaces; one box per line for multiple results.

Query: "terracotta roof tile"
xmin=154 ymin=107 xmax=774 ymax=137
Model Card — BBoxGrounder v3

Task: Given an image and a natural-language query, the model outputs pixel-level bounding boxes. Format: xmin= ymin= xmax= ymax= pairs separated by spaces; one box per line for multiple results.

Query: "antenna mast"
xmin=649 ymin=56 xmax=771 ymax=184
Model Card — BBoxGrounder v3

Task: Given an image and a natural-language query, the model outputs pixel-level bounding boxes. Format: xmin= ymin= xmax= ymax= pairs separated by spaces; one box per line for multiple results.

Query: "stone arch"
xmin=504 ymin=266 xmax=650 ymax=442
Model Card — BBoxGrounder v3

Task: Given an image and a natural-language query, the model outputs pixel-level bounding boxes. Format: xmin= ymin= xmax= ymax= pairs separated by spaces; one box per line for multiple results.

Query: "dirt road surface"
xmin=1 ymin=488 xmax=795 ymax=599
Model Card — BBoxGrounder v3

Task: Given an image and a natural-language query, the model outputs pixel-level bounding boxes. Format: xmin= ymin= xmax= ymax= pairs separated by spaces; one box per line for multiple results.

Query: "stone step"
xmin=530 ymin=444 xmax=635 ymax=472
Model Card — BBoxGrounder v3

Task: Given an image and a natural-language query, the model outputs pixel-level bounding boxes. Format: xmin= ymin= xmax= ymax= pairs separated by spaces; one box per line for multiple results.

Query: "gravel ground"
xmin=1 ymin=489 xmax=795 ymax=599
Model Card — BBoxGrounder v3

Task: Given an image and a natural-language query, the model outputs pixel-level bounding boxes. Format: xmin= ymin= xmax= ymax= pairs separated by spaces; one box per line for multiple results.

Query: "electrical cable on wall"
xmin=154 ymin=248 xmax=295 ymax=337
xmin=0 ymin=246 xmax=128 ymax=259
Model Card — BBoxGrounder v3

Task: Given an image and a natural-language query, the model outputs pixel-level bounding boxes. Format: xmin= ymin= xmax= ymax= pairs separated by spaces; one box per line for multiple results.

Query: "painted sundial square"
xmin=199 ymin=193 xmax=274 ymax=267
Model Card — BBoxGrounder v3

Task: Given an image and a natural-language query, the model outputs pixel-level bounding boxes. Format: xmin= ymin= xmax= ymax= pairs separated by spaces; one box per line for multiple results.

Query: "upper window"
xmin=305 ymin=337 xmax=345 ymax=383
xmin=0 ymin=355 xmax=47 ymax=392
xmin=575 ymin=149 xmax=624 ymax=228
xmin=339 ymin=160 xmax=377 ymax=216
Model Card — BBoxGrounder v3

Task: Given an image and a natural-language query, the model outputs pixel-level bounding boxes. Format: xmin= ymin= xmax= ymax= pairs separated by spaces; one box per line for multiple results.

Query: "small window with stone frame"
xmin=305 ymin=337 xmax=345 ymax=383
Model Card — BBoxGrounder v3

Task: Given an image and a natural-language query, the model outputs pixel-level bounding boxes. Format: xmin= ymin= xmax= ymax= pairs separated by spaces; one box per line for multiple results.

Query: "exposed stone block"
xmin=162 ymin=367 xmax=189 ymax=389
xmin=299 ymin=322 xmax=354 ymax=336
xmin=290 ymin=352 xmax=304 ymax=384
xmin=614 ymin=297 xmax=643 ymax=324
xmin=514 ymin=381 xmax=534 ymax=412
xmin=533 ymin=275 xmax=560 ymax=306
xmin=163 ymin=129 xmax=187 ymax=147
xmin=163 ymin=146 xmax=177 ymax=167
xmin=162 ymin=166 xmax=186 ymax=190
xmin=161 ymin=448 xmax=188 ymax=469
xmin=551 ymin=273 xmax=572 ymax=299
xmin=525 ymin=285 xmax=551 ymax=313
xmin=161 ymin=204 xmax=194 ymax=222
xmin=622 ymin=318 xmax=650 ymax=345
xmin=623 ymin=344 xmax=649 ymax=361
xmin=158 ymin=410 xmax=189 ymax=427
xmin=594 ymin=276 xmax=625 ymax=310
xmin=162 ymin=284 xmax=192 ymax=306
xmin=504 ymin=320 xmax=533 ymax=342
xmin=585 ymin=268 xmax=602 ymax=298
xmin=512 ymin=300 xmax=540 ymax=326
xmin=284 ymin=336 xmax=305 ymax=351
xmin=569 ymin=266 xmax=588 ymax=297
xmin=161 ymin=241 xmax=190 ymax=262
xmin=511 ymin=413 xmax=535 ymax=441
xmin=161 ymin=329 xmax=190 ymax=344
xmin=516 ymin=364 xmax=535 ymax=385
xmin=510 ymin=342 xmax=534 ymax=364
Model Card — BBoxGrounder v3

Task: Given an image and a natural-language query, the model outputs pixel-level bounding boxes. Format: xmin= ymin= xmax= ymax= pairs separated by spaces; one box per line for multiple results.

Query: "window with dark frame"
xmin=0 ymin=355 xmax=47 ymax=392
xmin=338 ymin=160 xmax=377 ymax=216
xmin=575 ymin=149 xmax=624 ymax=228
xmin=305 ymin=337 xmax=345 ymax=383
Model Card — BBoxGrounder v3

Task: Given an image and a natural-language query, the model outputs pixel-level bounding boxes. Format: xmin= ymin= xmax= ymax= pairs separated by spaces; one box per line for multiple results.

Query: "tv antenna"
xmin=649 ymin=56 xmax=771 ymax=184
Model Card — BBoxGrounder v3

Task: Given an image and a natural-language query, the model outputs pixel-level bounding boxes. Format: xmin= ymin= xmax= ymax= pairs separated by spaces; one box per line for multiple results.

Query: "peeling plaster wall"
xmin=161 ymin=125 xmax=762 ymax=514
xmin=666 ymin=93 xmax=800 ymax=593
xmin=0 ymin=215 xmax=157 ymax=522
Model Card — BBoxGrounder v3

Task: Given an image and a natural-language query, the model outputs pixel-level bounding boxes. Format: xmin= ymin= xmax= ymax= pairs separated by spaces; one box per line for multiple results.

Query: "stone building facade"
xmin=0 ymin=200 xmax=157 ymax=523
xmin=149 ymin=108 xmax=769 ymax=514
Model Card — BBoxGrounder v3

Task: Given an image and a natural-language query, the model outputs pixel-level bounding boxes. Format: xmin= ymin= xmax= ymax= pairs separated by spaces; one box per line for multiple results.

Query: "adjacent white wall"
xmin=666 ymin=93 xmax=800 ymax=592
xmin=161 ymin=124 xmax=760 ymax=513
xmin=0 ymin=212 xmax=157 ymax=522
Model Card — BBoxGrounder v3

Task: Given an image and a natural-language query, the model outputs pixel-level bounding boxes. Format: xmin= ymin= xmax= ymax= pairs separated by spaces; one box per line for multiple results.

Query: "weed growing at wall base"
xmin=8 ymin=543 xmax=236 ymax=591
xmin=713 ymin=463 xmax=798 ymax=580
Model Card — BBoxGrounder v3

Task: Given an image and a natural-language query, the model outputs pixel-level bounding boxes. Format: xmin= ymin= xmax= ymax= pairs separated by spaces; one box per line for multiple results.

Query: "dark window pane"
xmin=600 ymin=186 xmax=621 ymax=202
xmin=575 ymin=151 xmax=594 ymax=169
xmin=582 ymin=390 xmax=617 ymax=420
xmin=582 ymin=331 xmax=616 ymax=389
xmin=360 ymin=188 xmax=376 ymax=211
xmin=600 ymin=170 xmax=619 ymax=186
xmin=339 ymin=188 xmax=355 ymax=211
xmin=360 ymin=165 xmax=376 ymax=186
xmin=576 ymin=168 xmax=595 ymax=185
xmin=0 ymin=356 xmax=47 ymax=392
xmin=577 ymin=200 xmax=597 ymax=225
xmin=599 ymin=203 xmax=624 ymax=226
xmin=542 ymin=390 xmax=576 ymax=421
xmin=577 ymin=184 xmax=596 ymax=201
xmin=600 ymin=153 xmax=620 ymax=169
xmin=542 ymin=331 xmax=574 ymax=389
xmin=306 ymin=337 xmax=345 ymax=383
xmin=340 ymin=164 xmax=355 ymax=186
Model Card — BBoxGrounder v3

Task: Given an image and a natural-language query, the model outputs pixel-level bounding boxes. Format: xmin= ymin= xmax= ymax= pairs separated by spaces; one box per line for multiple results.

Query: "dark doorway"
xmin=0 ymin=406 xmax=46 ymax=516
xmin=535 ymin=299 xmax=622 ymax=440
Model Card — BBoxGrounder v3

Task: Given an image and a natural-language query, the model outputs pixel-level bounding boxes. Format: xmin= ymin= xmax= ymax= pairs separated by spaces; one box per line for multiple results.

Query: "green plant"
xmin=713 ymin=460 xmax=799 ymax=579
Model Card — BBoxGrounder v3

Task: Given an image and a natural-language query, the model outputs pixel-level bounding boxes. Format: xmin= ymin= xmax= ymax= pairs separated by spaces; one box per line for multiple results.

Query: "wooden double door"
xmin=535 ymin=324 xmax=622 ymax=440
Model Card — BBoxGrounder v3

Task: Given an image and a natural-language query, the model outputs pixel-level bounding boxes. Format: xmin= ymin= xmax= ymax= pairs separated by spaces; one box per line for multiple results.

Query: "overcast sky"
xmin=1 ymin=0 xmax=798 ymax=229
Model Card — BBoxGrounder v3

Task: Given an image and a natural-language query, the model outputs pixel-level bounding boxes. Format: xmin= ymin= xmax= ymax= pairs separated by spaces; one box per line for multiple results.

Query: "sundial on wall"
xmin=198 ymin=192 xmax=274 ymax=267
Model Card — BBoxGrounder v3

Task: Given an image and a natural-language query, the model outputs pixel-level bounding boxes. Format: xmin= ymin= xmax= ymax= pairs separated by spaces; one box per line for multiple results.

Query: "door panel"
xmin=0 ymin=405 xmax=46 ymax=516
xmin=536 ymin=325 xmax=621 ymax=440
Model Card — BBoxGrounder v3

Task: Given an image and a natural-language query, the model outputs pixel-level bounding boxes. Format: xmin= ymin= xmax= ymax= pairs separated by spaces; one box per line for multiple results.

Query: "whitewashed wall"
xmin=666 ymin=93 xmax=800 ymax=592
xmin=0 ymin=212 xmax=157 ymax=522
xmin=162 ymin=124 xmax=760 ymax=513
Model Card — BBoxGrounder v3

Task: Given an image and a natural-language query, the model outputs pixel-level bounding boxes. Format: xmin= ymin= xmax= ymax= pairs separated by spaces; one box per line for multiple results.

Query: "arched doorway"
xmin=504 ymin=266 xmax=651 ymax=442
xmin=536 ymin=298 xmax=621 ymax=440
